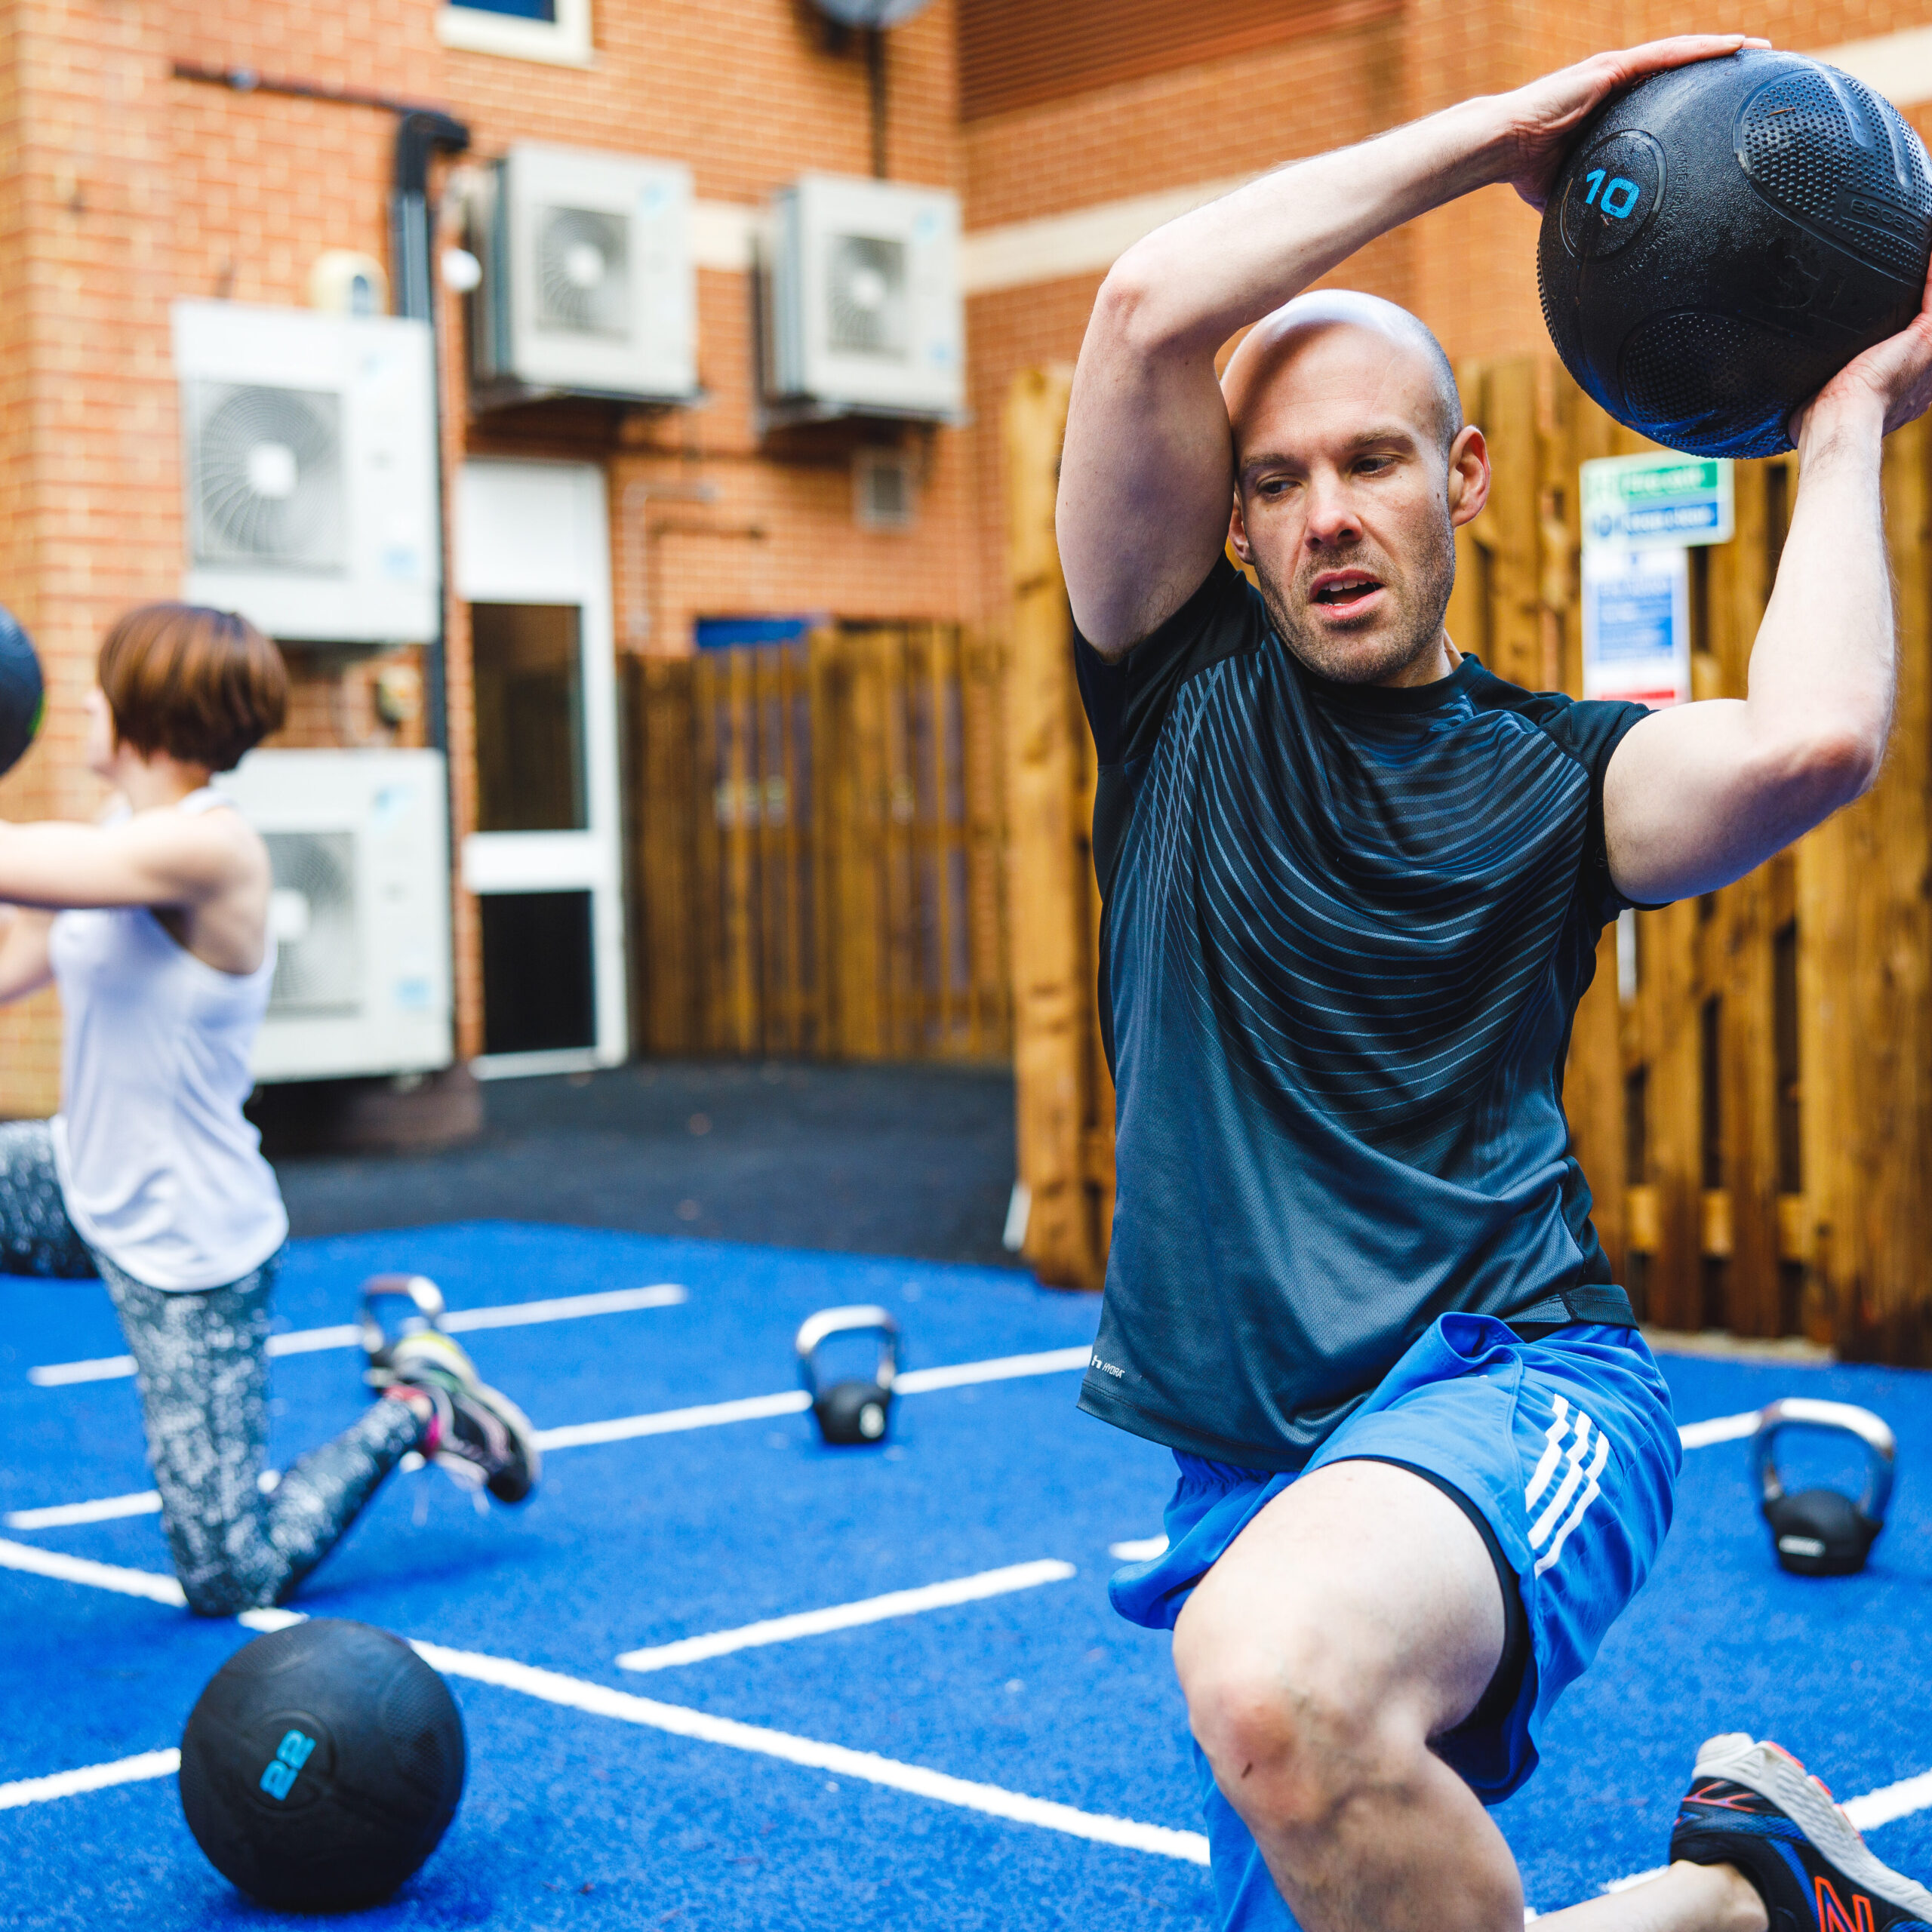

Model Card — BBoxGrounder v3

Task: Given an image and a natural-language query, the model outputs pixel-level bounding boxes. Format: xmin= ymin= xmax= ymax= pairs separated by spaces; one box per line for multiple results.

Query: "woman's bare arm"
xmin=0 ymin=808 xmax=257 ymax=912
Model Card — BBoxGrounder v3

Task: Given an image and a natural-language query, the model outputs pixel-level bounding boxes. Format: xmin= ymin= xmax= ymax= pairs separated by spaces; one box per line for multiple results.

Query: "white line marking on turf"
xmin=534 ymin=1346 xmax=1094 ymax=1451
xmin=0 ymin=1539 xmax=1208 ymax=1864
xmin=893 ymin=1346 xmax=1092 ymax=1394
xmin=411 ymin=1638 xmax=1210 ymax=1864
xmin=0 ymin=1748 xmax=181 ymax=1810
xmin=1678 ymin=1410 xmax=1762 ymax=1449
xmin=616 ymin=1560 xmax=1076 ymax=1672
xmin=2 ymin=1383 xmax=1769 ymax=1535
xmin=1847 ymin=1768 xmax=1932 ymax=1832
xmin=0 ymin=1536 xmax=188 ymax=1604
xmin=445 ymin=1285 xmax=687 ymax=1335
xmin=8 ymin=1344 xmax=1091 ymax=1524
xmin=534 ymin=1390 xmax=810 ymax=1451
xmin=1109 ymin=1537 xmax=1168 ymax=1561
xmin=25 ymin=1283 xmax=688 ymax=1386
xmin=7 ymin=1491 xmax=164 ymax=1531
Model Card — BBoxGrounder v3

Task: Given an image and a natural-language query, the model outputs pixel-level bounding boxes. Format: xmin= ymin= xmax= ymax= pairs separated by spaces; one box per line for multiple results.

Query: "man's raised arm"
xmin=1055 ymin=35 xmax=1761 ymax=660
xmin=1604 ymin=263 xmax=1932 ymax=905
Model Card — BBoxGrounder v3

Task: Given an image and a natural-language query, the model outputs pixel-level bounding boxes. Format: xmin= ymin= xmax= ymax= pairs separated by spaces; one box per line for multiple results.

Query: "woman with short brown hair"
xmin=0 ymin=602 xmax=538 ymax=1614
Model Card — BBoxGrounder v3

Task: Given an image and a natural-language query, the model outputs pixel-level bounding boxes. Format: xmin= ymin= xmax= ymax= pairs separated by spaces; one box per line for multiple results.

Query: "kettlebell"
xmin=356 ymin=1272 xmax=448 ymax=1372
xmin=795 ymin=1305 xmax=899 ymax=1447
xmin=1752 ymin=1397 xmax=1895 ymax=1577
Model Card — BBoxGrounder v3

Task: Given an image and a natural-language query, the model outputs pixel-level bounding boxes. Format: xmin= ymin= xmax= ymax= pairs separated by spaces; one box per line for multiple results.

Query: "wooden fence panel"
xmin=1003 ymin=365 xmax=1114 ymax=1288
xmin=629 ymin=626 xmax=1011 ymax=1070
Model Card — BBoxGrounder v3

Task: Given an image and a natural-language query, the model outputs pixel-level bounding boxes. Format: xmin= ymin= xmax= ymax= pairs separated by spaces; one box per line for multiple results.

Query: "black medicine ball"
xmin=0 ymin=606 xmax=43 ymax=779
xmin=178 ymin=1618 xmax=466 ymax=1912
xmin=1538 ymin=50 xmax=1932 ymax=457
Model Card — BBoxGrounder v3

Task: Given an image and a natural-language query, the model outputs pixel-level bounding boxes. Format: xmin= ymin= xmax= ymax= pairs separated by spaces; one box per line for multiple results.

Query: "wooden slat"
xmin=1445 ymin=361 xmax=1489 ymax=664
xmin=1554 ymin=380 xmax=1627 ymax=1283
xmin=1003 ymin=364 xmax=1104 ymax=1288
xmin=628 ymin=620 xmax=1008 ymax=1071
xmin=1478 ymin=359 xmax=1543 ymax=693
xmin=1706 ymin=463 xmax=1783 ymax=1336
xmin=1801 ymin=415 xmax=1932 ymax=1361
xmin=691 ymin=653 xmax=729 ymax=1054
xmin=930 ymin=626 xmax=958 ymax=1056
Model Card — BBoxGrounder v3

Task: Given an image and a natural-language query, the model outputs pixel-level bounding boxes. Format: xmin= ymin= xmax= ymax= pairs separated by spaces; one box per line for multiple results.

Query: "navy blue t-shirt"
xmin=1075 ymin=558 xmax=1654 ymax=1470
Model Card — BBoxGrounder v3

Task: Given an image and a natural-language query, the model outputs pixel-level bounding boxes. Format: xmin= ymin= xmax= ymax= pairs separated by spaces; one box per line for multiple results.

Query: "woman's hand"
xmin=1494 ymin=36 xmax=1768 ymax=211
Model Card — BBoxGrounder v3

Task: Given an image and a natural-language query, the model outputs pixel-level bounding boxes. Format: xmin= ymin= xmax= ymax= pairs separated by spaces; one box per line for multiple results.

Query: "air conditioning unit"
xmin=173 ymin=301 xmax=438 ymax=645
xmin=220 ymin=749 xmax=452 ymax=1082
xmin=470 ymin=143 xmax=696 ymax=403
xmin=762 ymin=174 xmax=963 ymax=421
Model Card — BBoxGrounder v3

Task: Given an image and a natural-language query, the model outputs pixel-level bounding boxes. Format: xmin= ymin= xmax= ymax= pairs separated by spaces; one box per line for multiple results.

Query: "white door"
xmin=455 ymin=458 xmax=627 ymax=1074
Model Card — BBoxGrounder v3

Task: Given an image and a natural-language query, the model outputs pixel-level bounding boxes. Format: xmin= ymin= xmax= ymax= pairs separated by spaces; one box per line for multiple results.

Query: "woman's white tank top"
xmin=48 ymin=788 xmax=288 ymax=1290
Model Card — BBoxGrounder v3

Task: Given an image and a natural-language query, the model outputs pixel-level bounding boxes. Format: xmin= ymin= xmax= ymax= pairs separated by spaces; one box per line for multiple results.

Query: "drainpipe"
xmin=391 ymin=111 xmax=471 ymax=759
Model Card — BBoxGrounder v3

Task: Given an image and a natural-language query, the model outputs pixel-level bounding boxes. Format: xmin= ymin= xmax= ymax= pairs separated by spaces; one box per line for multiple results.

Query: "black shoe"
xmin=362 ymin=1276 xmax=540 ymax=1506
xmin=1672 ymin=1734 xmax=1932 ymax=1932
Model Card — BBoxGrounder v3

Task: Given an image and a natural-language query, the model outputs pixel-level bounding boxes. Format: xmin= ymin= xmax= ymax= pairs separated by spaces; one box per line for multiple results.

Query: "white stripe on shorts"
xmin=1532 ymin=1429 xmax=1612 ymax=1577
xmin=1527 ymin=1407 xmax=1595 ymax=1550
xmin=1523 ymin=1393 xmax=1572 ymax=1510
xmin=1524 ymin=1395 xmax=1614 ymax=1576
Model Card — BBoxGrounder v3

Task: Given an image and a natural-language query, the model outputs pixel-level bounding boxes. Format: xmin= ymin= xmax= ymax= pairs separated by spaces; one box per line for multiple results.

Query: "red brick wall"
xmin=2 ymin=0 xmax=1930 ymax=1101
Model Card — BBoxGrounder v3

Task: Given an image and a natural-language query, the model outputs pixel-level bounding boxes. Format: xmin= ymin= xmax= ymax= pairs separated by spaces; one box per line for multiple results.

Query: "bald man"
xmin=1058 ymin=35 xmax=1932 ymax=1932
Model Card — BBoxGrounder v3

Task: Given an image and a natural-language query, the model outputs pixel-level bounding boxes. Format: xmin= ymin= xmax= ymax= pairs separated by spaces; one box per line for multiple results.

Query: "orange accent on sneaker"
xmin=1814 ymin=1876 xmax=1877 ymax=1932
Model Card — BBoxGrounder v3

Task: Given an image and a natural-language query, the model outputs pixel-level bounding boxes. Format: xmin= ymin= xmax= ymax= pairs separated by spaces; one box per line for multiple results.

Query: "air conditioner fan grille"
xmin=826 ymin=233 xmax=908 ymax=359
xmin=264 ymin=830 xmax=361 ymax=1016
xmin=189 ymin=383 xmax=346 ymax=571
xmin=536 ymin=205 xmax=632 ymax=338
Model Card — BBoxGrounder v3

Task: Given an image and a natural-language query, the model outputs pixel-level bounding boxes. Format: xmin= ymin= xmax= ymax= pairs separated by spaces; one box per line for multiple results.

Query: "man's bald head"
xmin=1222 ymin=291 xmax=1463 ymax=460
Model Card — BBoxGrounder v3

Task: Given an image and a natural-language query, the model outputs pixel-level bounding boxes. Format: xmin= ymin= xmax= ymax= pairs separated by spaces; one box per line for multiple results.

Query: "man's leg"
xmin=1171 ymin=1460 xmax=1765 ymax=1932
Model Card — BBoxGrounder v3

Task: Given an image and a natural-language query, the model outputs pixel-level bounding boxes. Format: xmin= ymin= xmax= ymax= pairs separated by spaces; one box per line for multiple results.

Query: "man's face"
xmin=1227 ymin=324 xmax=1482 ymax=687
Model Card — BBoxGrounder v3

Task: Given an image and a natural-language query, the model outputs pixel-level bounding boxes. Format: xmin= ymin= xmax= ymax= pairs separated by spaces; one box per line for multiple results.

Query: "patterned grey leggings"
xmin=0 ymin=1120 xmax=423 ymax=1615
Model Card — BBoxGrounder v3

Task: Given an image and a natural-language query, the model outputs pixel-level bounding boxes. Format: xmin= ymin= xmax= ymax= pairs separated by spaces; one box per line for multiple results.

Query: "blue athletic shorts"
xmin=1109 ymin=1314 xmax=1681 ymax=1932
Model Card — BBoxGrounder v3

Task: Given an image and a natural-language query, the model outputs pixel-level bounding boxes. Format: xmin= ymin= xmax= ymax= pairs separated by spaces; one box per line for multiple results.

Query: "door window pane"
xmin=451 ymin=0 xmax=556 ymax=18
xmin=472 ymin=603 xmax=586 ymax=832
xmin=481 ymin=891 xmax=595 ymax=1054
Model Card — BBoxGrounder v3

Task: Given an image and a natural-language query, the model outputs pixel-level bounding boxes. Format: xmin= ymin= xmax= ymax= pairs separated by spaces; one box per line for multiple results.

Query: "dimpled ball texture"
xmin=177 ymin=1618 xmax=466 ymax=1911
xmin=1537 ymin=49 xmax=1932 ymax=458
xmin=0 ymin=606 xmax=43 ymax=780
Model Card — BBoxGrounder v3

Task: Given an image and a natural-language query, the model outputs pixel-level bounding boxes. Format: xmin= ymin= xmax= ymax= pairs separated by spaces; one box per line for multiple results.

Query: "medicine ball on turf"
xmin=1537 ymin=50 xmax=1932 ymax=458
xmin=178 ymin=1618 xmax=466 ymax=1911
xmin=0 ymin=607 xmax=44 ymax=779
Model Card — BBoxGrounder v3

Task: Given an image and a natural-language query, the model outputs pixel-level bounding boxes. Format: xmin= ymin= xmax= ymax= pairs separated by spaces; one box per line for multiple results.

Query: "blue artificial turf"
xmin=1 ymin=1223 xmax=1928 ymax=1929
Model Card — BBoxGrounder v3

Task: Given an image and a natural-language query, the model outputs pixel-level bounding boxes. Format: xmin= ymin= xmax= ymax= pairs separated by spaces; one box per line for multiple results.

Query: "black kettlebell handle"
xmin=1751 ymin=1397 xmax=1895 ymax=1524
xmin=794 ymin=1304 xmax=899 ymax=1401
xmin=357 ymin=1273 xmax=448 ymax=1360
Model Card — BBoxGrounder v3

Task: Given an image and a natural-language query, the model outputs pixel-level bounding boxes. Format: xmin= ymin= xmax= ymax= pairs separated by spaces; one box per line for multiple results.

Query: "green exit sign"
xmin=1581 ymin=454 xmax=1734 ymax=550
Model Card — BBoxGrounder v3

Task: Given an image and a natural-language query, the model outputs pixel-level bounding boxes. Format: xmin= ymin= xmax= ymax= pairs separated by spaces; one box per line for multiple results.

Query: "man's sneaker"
xmin=1671 ymin=1733 xmax=1932 ymax=1931
xmin=361 ymin=1276 xmax=540 ymax=1506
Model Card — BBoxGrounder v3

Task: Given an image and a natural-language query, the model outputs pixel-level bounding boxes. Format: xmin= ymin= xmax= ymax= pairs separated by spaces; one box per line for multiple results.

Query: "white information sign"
xmin=1581 ymin=454 xmax=1734 ymax=551
xmin=1581 ymin=545 xmax=1690 ymax=709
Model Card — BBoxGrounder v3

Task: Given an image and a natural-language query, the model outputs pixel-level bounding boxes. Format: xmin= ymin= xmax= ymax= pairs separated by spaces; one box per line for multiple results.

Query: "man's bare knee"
xmin=1177 ymin=1614 xmax=1420 ymax=1832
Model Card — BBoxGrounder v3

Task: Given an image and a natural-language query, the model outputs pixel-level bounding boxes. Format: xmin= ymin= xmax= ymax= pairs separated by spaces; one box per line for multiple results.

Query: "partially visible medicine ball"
xmin=178 ymin=1619 xmax=466 ymax=1912
xmin=1538 ymin=50 xmax=1932 ymax=457
xmin=0 ymin=608 xmax=44 ymax=778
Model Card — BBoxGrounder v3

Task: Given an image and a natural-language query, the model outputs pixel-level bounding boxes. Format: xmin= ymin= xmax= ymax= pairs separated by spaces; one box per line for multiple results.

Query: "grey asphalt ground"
xmin=264 ymin=1060 xmax=1024 ymax=1269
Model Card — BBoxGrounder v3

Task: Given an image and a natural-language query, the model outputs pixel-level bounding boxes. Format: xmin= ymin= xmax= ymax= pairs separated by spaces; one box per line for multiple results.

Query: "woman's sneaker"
xmin=361 ymin=1281 xmax=540 ymax=1506
xmin=1671 ymin=1734 xmax=1932 ymax=1931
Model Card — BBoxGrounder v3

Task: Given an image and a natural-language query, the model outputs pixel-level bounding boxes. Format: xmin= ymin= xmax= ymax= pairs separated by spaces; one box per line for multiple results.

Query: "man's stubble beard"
xmin=1251 ymin=509 xmax=1458 ymax=686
